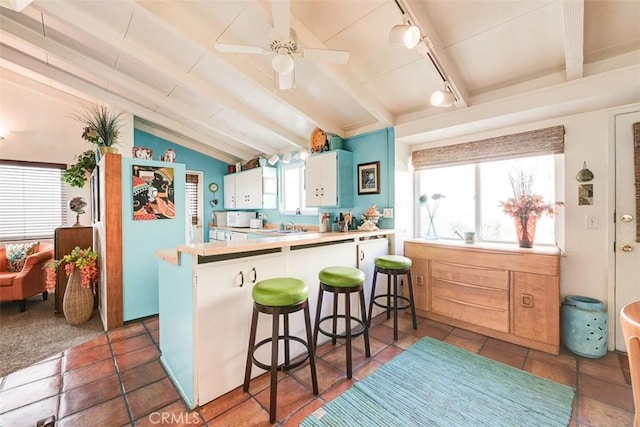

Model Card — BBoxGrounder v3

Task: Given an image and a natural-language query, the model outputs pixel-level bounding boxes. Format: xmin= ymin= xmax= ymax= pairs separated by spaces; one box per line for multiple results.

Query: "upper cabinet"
xmin=223 ymin=167 xmax=277 ymax=210
xmin=305 ymin=150 xmax=353 ymax=207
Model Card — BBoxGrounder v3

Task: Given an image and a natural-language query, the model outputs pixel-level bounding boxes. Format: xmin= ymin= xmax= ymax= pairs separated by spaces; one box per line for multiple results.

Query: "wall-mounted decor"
xmin=132 ymin=165 xmax=175 ymax=220
xmin=578 ymin=184 xmax=593 ymax=206
xmin=576 ymin=161 xmax=594 ymax=182
xmin=161 ymin=148 xmax=176 ymax=162
xmin=132 ymin=147 xmax=153 ymax=160
xmin=357 ymin=161 xmax=380 ymax=195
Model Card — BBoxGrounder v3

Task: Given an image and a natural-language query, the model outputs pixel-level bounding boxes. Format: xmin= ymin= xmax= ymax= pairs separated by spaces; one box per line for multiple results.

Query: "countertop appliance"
xmin=249 ymin=218 xmax=263 ymax=229
xmin=227 ymin=211 xmax=256 ymax=228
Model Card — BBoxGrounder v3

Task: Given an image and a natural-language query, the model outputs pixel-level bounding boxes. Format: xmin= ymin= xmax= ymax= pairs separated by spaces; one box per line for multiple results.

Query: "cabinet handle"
xmin=250 ymin=267 xmax=257 ymax=283
xmin=320 ymin=187 xmax=324 ymax=196
xmin=360 ymin=250 xmax=364 ymax=261
xmin=237 ymin=271 xmax=244 ymax=287
xmin=315 ymin=188 xmax=319 ymax=196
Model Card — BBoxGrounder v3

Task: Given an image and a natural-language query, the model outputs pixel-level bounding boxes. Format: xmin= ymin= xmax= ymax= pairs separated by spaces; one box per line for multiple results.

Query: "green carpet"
xmin=302 ymin=337 xmax=574 ymax=427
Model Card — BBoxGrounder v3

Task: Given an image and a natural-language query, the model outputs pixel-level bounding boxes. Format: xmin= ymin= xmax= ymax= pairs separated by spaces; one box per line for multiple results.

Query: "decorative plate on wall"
xmin=310 ymin=128 xmax=327 ymax=153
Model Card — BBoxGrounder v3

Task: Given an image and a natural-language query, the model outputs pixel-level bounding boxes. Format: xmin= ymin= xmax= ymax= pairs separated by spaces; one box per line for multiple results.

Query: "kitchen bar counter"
xmin=158 ymin=229 xmax=395 ymax=264
xmin=157 ymin=229 xmax=394 ymax=408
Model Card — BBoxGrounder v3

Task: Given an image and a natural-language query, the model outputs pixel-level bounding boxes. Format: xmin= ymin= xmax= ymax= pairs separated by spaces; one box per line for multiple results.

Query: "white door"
xmin=615 ymin=110 xmax=640 ymax=351
xmin=186 ymin=171 xmax=204 ymax=244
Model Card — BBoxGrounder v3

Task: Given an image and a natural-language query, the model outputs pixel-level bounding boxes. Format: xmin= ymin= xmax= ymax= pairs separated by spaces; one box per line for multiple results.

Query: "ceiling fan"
xmin=214 ymin=0 xmax=349 ymax=90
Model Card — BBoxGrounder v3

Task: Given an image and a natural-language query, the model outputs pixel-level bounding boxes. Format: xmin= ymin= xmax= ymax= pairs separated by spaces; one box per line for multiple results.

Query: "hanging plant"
xmin=62 ymin=150 xmax=97 ymax=188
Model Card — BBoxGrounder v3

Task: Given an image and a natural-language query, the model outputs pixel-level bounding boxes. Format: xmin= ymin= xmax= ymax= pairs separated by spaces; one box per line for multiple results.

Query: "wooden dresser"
xmin=54 ymin=226 xmax=93 ymax=315
xmin=404 ymin=240 xmax=560 ymax=354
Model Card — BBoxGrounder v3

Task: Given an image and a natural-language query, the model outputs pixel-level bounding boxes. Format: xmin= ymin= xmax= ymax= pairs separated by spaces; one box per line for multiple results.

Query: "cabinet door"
xmin=195 ymin=253 xmax=283 ymax=405
xmin=223 ymin=174 xmax=236 ymax=209
xmin=512 ymin=271 xmax=559 ymax=346
xmin=319 ymin=152 xmax=337 ymax=206
xmin=304 ymin=155 xmax=323 ymax=207
xmin=233 ymin=169 xmax=263 ymax=209
xmin=357 ymin=239 xmax=389 ymax=320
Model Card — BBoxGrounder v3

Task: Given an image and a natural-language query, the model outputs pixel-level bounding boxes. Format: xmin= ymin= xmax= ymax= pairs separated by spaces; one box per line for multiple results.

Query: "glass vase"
xmin=424 ymin=215 xmax=438 ymax=240
xmin=514 ymin=214 xmax=537 ymax=248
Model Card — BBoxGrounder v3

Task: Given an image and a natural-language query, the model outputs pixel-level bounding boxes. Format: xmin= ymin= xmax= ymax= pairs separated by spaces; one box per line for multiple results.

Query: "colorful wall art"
xmin=132 ymin=165 xmax=176 ymax=220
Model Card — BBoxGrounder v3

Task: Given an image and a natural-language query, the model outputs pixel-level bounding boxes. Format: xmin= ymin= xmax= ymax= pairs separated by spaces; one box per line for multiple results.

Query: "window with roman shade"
xmin=185 ymin=173 xmax=199 ymax=226
xmin=0 ymin=160 xmax=68 ymax=241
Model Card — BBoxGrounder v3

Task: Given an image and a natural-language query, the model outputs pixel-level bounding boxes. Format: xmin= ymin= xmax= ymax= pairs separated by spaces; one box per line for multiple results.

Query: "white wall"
xmin=0 ymin=77 xmax=133 ymax=227
xmin=411 ymin=102 xmax=640 ymax=349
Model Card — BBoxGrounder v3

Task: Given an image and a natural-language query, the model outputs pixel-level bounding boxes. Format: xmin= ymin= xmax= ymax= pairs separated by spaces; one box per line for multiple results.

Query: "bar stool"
xmin=243 ymin=277 xmax=318 ymax=423
xmin=313 ymin=266 xmax=371 ymax=379
xmin=367 ymin=255 xmax=417 ymax=340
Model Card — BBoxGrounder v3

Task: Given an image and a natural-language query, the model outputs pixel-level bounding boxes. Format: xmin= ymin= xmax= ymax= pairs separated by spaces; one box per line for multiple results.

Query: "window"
xmin=0 ymin=161 xmax=68 ymax=241
xmin=417 ymin=155 xmax=560 ymax=245
xmin=280 ymin=162 xmax=317 ymax=216
xmin=185 ymin=173 xmax=199 ymax=226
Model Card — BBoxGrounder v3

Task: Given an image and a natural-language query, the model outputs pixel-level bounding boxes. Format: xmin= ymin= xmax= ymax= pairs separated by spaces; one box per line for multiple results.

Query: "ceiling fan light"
xmin=271 ymin=54 xmax=295 ymax=74
xmin=430 ymin=89 xmax=455 ymax=107
xmin=389 ymin=24 xmax=420 ymax=49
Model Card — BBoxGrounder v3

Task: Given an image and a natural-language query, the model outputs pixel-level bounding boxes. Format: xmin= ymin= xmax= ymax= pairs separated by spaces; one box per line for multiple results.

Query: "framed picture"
xmin=357 ymin=161 xmax=380 ymax=195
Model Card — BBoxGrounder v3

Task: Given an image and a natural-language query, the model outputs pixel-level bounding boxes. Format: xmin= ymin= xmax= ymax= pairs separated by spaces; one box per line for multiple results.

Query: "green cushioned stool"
xmin=313 ymin=266 xmax=371 ymax=379
xmin=367 ymin=255 xmax=417 ymax=341
xmin=243 ymin=277 xmax=318 ymax=423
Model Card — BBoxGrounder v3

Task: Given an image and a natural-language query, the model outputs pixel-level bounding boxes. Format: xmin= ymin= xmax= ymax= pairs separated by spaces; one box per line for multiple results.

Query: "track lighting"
xmin=268 ymin=154 xmax=280 ymax=165
xmin=282 ymin=152 xmax=292 ymax=164
xmin=299 ymin=148 xmax=309 ymax=160
xmin=389 ymin=16 xmax=421 ymax=49
xmin=430 ymin=85 xmax=455 ymax=108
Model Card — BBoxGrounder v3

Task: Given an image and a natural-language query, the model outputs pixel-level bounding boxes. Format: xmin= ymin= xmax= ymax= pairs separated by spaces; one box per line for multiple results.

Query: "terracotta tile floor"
xmin=0 ymin=312 xmax=634 ymax=426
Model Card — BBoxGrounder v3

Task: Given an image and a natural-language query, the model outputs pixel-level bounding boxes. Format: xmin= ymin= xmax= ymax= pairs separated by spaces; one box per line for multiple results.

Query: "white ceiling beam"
xmin=562 ymin=0 xmax=584 ymax=81
xmin=0 ymin=14 xmax=280 ymax=156
xmin=0 ymin=43 xmax=256 ymax=161
xmin=400 ymin=0 xmax=469 ymax=107
xmin=31 ymin=0 xmax=305 ymax=151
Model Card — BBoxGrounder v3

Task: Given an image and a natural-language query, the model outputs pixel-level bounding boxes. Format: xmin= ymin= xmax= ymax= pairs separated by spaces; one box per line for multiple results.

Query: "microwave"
xmin=226 ymin=211 xmax=256 ymax=228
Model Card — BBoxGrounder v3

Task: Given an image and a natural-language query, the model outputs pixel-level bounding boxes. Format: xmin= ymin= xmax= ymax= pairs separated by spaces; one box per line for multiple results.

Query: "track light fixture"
xmin=268 ymin=154 xmax=280 ymax=165
xmin=282 ymin=152 xmax=292 ymax=164
xmin=430 ymin=82 xmax=455 ymax=107
xmin=389 ymin=15 xmax=421 ymax=49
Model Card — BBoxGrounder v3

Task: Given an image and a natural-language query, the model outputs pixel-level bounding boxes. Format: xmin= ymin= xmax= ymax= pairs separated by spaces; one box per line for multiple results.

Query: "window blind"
xmin=185 ymin=173 xmax=199 ymax=226
xmin=412 ymin=125 xmax=565 ymax=170
xmin=0 ymin=161 xmax=68 ymax=241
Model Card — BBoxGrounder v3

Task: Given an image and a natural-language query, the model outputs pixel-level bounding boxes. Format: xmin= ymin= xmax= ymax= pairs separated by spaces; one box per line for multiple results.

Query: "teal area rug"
xmin=302 ymin=337 xmax=574 ymax=427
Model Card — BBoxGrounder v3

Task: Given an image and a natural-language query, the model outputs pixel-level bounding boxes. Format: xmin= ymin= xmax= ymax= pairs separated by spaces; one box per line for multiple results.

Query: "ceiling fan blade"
xmin=303 ymin=48 xmax=350 ymax=64
xmin=214 ymin=43 xmax=268 ymax=54
xmin=271 ymin=0 xmax=290 ymax=39
xmin=276 ymin=71 xmax=295 ymax=90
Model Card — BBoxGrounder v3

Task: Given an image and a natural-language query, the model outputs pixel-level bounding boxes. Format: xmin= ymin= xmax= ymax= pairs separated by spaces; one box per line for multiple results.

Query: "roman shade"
xmin=412 ymin=125 xmax=565 ymax=170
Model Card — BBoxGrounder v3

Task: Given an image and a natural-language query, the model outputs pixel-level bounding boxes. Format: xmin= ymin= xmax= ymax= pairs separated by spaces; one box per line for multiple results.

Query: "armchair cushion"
xmin=5 ymin=241 xmax=40 ymax=272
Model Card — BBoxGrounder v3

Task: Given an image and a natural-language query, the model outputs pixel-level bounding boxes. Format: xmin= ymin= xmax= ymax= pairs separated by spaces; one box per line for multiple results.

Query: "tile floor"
xmin=0 ymin=311 xmax=634 ymax=426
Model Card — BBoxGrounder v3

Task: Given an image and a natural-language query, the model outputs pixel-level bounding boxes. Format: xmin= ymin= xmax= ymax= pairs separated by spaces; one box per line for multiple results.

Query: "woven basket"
xmin=63 ymin=270 xmax=94 ymax=325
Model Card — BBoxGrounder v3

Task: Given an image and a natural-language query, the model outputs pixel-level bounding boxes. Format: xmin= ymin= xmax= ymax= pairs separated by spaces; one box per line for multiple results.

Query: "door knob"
xmin=621 ymin=244 xmax=634 ymax=252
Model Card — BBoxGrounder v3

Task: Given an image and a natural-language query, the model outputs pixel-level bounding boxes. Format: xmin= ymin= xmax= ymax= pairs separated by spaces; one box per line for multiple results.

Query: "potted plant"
xmin=61 ymin=150 xmax=97 ymax=188
xmin=45 ymin=246 xmax=99 ymax=325
xmin=77 ymin=103 xmax=124 ymax=154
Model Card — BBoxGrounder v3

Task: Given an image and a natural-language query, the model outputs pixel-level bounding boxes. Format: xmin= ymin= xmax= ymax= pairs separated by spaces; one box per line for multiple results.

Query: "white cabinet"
xmin=195 ymin=252 xmax=283 ymax=404
xmin=224 ymin=167 xmax=277 ymax=209
xmin=305 ymin=150 xmax=353 ymax=207
xmin=357 ymin=239 xmax=389 ymax=320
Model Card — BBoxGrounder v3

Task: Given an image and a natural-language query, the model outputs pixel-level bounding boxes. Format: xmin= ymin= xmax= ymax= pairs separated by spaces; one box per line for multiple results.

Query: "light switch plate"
xmin=383 ymin=208 xmax=393 ymax=218
xmin=585 ymin=214 xmax=599 ymax=229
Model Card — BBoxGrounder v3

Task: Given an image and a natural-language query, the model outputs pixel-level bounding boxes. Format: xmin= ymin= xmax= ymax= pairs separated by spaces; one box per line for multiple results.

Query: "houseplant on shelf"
xmin=77 ymin=103 xmax=123 ymax=154
xmin=61 ymin=149 xmax=96 ymax=188
xmin=46 ymin=246 xmax=99 ymax=325
xmin=499 ymin=172 xmax=563 ymax=248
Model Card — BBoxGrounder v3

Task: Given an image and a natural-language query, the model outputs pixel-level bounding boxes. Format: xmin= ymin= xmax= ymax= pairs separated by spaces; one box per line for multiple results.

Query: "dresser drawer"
xmin=431 ymin=279 xmax=509 ymax=332
xmin=431 ymin=261 xmax=508 ymax=290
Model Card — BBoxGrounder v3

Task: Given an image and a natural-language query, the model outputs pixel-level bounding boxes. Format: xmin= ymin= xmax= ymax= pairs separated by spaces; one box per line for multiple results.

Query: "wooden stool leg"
xmin=393 ymin=273 xmax=399 ymax=341
xmin=243 ymin=306 xmax=259 ymax=392
xmin=406 ymin=271 xmax=418 ymax=330
xmin=269 ymin=308 xmax=280 ymax=423
xmin=303 ymin=304 xmax=319 ymax=395
xmin=331 ymin=288 xmax=338 ymax=345
xmin=368 ymin=269 xmax=378 ymax=327
xmin=313 ymin=286 xmax=324 ymax=348
xmin=345 ymin=291 xmax=353 ymax=378
xmin=359 ymin=288 xmax=371 ymax=357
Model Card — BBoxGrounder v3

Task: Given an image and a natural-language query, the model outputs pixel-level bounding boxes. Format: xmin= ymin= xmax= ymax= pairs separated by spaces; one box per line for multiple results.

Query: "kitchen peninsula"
xmin=156 ymin=229 xmax=394 ymax=409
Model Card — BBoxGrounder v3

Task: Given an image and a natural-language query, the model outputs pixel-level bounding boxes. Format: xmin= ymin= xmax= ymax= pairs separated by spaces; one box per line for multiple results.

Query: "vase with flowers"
xmin=46 ymin=246 xmax=99 ymax=325
xmin=418 ymin=193 xmax=446 ymax=240
xmin=77 ymin=103 xmax=124 ymax=155
xmin=500 ymin=172 xmax=563 ymax=248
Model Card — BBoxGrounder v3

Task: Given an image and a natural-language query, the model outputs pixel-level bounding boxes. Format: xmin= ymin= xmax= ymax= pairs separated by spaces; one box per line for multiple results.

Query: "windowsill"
xmin=405 ymin=238 xmax=561 ymax=255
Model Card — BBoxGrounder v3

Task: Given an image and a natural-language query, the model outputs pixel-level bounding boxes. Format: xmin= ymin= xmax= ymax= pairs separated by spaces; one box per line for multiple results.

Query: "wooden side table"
xmin=54 ymin=226 xmax=93 ymax=315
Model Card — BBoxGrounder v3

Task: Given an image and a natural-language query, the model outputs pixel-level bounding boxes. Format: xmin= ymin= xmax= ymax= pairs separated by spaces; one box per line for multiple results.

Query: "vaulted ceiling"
xmin=1 ymin=0 xmax=639 ymax=164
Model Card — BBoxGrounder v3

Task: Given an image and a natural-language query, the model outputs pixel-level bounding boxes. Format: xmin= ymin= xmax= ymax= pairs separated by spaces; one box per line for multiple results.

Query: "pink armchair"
xmin=0 ymin=242 xmax=54 ymax=312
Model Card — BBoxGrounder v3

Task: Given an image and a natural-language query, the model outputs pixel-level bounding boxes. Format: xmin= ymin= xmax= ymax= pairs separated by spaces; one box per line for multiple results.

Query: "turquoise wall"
xmin=134 ymin=129 xmax=229 ymax=241
xmin=260 ymin=127 xmax=395 ymax=229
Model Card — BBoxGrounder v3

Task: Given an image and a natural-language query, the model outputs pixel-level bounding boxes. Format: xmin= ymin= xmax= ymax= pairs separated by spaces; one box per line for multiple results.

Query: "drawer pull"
xmin=435 ymin=278 xmax=506 ymax=292
xmin=436 ymin=296 xmax=505 ymax=312
xmin=250 ymin=267 xmax=257 ymax=284
xmin=237 ymin=271 xmax=244 ymax=287
xmin=520 ymin=293 xmax=534 ymax=308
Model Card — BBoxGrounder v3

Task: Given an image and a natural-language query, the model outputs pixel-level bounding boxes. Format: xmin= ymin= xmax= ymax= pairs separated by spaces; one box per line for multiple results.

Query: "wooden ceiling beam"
xmin=562 ymin=0 xmax=584 ymax=81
